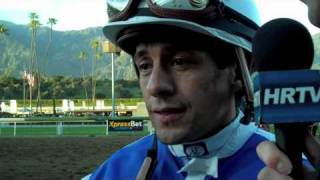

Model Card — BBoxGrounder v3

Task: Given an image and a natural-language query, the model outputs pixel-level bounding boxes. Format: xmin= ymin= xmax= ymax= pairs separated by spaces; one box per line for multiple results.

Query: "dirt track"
xmin=0 ymin=136 xmax=144 ymax=180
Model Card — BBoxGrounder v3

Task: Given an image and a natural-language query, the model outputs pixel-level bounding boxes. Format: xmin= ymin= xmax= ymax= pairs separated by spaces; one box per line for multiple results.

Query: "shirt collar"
xmin=168 ymin=111 xmax=256 ymax=158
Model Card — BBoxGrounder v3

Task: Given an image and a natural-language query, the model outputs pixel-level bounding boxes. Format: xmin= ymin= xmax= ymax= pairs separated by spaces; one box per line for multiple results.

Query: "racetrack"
xmin=0 ymin=135 xmax=144 ymax=180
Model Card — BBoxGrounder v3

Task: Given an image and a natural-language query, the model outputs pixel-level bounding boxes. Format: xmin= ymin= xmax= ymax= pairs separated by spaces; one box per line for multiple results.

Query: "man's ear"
xmin=228 ymin=64 xmax=243 ymax=93
xmin=233 ymin=79 xmax=243 ymax=93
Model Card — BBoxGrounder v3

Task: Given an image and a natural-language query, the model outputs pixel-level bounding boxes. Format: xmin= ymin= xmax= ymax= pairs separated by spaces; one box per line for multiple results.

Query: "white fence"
xmin=0 ymin=118 xmax=154 ymax=137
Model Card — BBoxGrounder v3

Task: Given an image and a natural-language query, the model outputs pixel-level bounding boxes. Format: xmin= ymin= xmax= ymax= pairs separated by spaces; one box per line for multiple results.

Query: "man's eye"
xmin=137 ymin=62 xmax=152 ymax=73
xmin=139 ymin=63 xmax=150 ymax=70
xmin=171 ymin=58 xmax=185 ymax=66
xmin=170 ymin=58 xmax=192 ymax=69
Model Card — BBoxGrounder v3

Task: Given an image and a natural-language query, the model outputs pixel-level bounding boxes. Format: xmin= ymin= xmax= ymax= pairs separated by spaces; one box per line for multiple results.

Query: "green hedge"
xmin=24 ymin=116 xmax=149 ymax=122
xmin=14 ymin=98 xmax=143 ymax=107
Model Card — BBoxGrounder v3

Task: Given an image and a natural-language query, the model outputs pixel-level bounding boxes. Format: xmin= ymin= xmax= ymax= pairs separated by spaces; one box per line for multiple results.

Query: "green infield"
xmin=0 ymin=125 xmax=150 ymax=137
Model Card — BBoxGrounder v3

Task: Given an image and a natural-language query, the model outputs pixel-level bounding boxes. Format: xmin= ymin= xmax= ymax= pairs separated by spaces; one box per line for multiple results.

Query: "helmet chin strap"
xmin=234 ymin=47 xmax=254 ymax=124
xmin=136 ymin=134 xmax=158 ymax=180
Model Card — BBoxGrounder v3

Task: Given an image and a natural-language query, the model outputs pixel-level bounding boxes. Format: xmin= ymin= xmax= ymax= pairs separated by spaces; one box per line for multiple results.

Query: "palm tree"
xmin=45 ymin=18 xmax=57 ymax=64
xmin=29 ymin=12 xmax=41 ymax=113
xmin=47 ymin=18 xmax=57 ymax=38
xmin=45 ymin=17 xmax=57 ymax=114
xmin=78 ymin=50 xmax=89 ymax=109
xmin=90 ymin=39 xmax=101 ymax=109
xmin=0 ymin=24 xmax=9 ymax=36
xmin=29 ymin=12 xmax=41 ymax=72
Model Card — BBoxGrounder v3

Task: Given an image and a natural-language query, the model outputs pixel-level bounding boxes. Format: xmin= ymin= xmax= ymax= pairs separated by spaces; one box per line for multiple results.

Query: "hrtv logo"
xmin=257 ymin=86 xmax=320 ymax=105
xmin=253 ymin=70 xmax=320 ymax=123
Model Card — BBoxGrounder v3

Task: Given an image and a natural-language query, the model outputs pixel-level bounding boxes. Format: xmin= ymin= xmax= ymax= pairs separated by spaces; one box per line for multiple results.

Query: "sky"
xmin=0 ymin=0 xmax=319 ymax=34
xmin=0 ymin=0 xmax=107 ymax=31
xmin=256 ymin=0 xmax=320 ymax=35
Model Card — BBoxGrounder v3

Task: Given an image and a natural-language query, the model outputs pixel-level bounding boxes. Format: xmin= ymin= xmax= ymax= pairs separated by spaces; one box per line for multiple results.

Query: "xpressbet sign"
xmin=108 ymin=119 xmax=144 ymax=131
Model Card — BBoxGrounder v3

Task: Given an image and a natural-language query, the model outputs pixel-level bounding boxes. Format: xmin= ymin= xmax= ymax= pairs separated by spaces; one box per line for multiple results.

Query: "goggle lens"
xmin=107 ymin=0 xmax=213 ymax=21
xmin=150 ymin=0 xmax=209 ymax=10
xmin=107 ymin=0 xmax=130 ymax=18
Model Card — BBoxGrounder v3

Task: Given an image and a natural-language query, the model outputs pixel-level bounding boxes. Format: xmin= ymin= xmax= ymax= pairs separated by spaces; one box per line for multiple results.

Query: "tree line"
xmin=0 ymin=13 xmax=138 ymax=113
xmin=0 ymin=75 xmax=142 ymax=100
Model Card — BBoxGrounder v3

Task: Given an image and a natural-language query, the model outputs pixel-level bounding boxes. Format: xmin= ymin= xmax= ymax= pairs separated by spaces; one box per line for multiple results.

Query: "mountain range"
xmin=0 ymin=20 xmax=319 ymax=79
xmin=0 ymin=20 xmax=136 ymax=80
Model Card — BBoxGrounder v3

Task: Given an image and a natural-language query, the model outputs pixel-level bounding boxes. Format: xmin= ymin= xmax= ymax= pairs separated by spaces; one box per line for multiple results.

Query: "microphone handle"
xmin=275 ymin=123 xmax=307 ymax=180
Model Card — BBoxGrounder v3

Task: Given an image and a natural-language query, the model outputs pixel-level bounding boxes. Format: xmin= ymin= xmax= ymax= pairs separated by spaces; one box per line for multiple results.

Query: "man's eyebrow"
xmin=133 ymin=43 xmax=183 ymax=61
xmin=133 ymin=48 xmax=148 ymax=62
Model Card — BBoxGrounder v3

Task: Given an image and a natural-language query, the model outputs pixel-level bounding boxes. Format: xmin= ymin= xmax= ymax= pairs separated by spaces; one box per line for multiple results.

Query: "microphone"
xmin=252 ymin=18 xmax=318 ymax=180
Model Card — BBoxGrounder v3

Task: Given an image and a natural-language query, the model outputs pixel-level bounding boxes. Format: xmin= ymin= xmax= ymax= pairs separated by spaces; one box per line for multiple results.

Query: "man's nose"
xmin=146 ymin=67 xmax=175 ymax=97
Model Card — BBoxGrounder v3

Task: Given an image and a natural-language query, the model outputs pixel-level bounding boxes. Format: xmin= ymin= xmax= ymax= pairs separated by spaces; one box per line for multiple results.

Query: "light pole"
xmin=111 ymin=52 xmax=115 ymax=117
xmin=102 ymin=41 xmax=121 ymax=118
xmin=22 ymin=71 xmax=26 ymax=111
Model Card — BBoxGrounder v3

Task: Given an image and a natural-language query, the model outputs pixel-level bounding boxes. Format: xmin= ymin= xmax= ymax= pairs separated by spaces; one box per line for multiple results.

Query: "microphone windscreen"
xmin=253 ymin=18 xmax=314 ymax=71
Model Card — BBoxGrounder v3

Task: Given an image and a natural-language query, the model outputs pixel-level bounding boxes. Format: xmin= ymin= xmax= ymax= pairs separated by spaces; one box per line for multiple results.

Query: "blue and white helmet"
xmin=103 ymin=0 xmax=261 ymax=53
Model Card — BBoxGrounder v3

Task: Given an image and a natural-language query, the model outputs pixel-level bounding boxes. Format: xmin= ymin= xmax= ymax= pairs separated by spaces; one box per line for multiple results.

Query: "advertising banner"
xmin=108 ymin=119 xmax=144 ymax=131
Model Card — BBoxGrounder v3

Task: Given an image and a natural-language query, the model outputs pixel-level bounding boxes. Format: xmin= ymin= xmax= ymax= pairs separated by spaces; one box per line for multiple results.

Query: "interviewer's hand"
xmin=257 ymin=141 xmax=293 ymax=180
xmin=256 ymin=131 xmax=320 ymax=180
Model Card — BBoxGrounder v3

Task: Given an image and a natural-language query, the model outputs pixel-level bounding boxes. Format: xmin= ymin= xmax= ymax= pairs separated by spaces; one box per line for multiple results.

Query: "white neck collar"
xmin=168 ymin=111 xmax=255 ymax=158
xmin=168 ymin=111 xmax=257 ymax=179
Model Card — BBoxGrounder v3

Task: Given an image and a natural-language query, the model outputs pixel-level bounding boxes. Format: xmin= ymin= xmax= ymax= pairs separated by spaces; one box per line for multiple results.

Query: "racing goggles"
xmin=107 ymin=0 xmax=259 ymax=41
